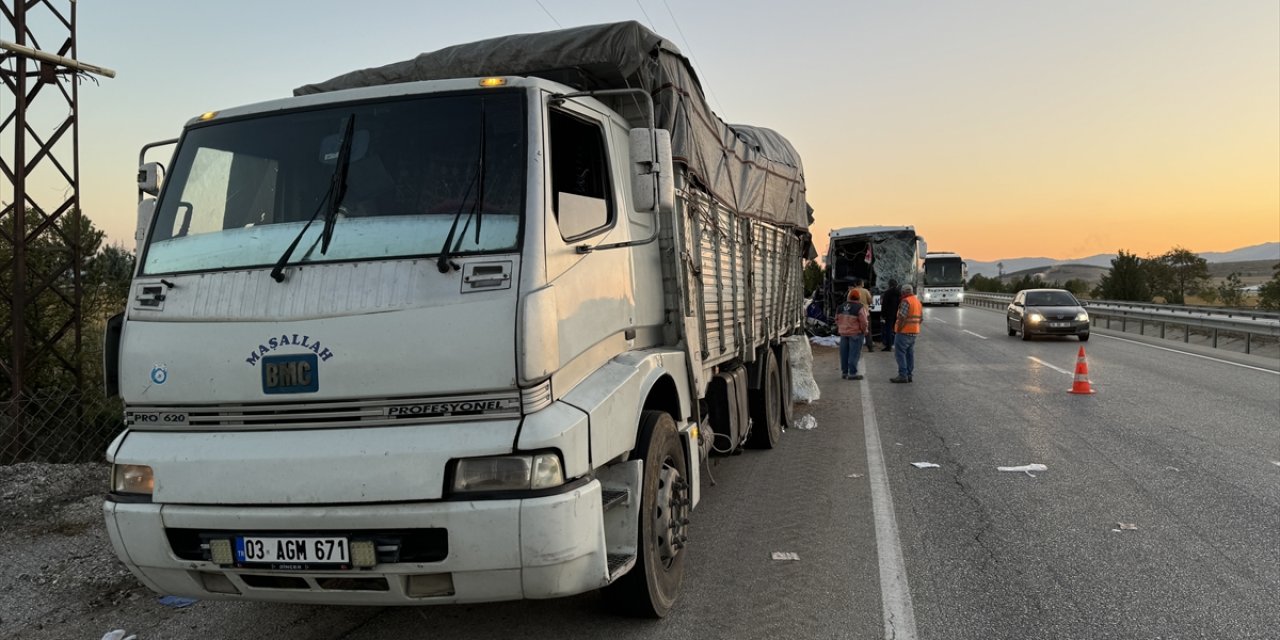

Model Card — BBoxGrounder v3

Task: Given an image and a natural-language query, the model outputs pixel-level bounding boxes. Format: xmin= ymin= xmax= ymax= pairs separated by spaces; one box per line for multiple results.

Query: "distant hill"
xmin=994 ymin=258 xmax=1275 ymax=288
xmin=967 ymin=242 xmax=1278 ymax=279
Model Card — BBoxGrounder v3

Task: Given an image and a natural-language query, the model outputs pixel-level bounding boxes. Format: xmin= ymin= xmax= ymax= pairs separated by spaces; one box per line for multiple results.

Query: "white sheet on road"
xmin=910 ymin=462 xmax=940 ymax=469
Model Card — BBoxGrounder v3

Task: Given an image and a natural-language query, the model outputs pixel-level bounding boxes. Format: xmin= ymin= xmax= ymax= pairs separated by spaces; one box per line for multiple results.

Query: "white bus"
xmin=922 ymin=252 xmax=966 ymax=306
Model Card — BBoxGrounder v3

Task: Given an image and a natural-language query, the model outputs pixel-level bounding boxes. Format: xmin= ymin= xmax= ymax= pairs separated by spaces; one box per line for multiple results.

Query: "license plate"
xmin=235 ymin=536 xmax=349 ymax=568
xmin=1049 ymin=322 xmax=1070 ymax=328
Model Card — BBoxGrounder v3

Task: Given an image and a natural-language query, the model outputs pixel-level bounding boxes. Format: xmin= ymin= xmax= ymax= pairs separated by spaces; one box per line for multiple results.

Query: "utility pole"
xmin=1 ymin=0 xmax=115 ymax=459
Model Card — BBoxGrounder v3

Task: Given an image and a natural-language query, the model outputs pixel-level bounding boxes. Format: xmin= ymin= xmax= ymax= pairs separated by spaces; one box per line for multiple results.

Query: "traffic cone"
xmin=1068 ymin=346 xmax=1095 ymax=395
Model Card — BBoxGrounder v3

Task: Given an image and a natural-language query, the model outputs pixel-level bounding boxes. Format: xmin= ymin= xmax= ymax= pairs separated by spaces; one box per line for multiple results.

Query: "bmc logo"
xmin=261 ymin=354 xmax=319 ymax=394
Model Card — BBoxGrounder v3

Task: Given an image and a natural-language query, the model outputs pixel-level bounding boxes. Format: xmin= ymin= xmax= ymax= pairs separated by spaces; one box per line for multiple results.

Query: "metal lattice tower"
xmin=1 ymin=0 xmax=113 ymax=398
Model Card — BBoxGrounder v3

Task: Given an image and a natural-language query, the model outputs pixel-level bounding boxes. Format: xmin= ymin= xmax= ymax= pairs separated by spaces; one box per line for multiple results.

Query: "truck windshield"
xmin=924 ymin=259 xmax=964 ymax=286
xmin=141 ymin=92 xmax=525 ymax=275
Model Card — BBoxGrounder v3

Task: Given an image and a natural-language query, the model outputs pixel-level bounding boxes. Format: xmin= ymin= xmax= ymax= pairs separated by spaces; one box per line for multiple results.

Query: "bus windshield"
xmin=141 ymin=92 xmax=526 ymax=275
xmin=924 ymin=258 xmax=965 ymax=286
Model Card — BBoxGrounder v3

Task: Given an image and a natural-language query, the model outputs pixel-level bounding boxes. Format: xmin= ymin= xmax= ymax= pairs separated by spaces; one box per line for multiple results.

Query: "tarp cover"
xmin=295 ymin=21 xmax=811 ymax=231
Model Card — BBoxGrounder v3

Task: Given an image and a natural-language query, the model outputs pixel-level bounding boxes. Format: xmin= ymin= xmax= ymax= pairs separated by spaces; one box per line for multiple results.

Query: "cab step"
xmin=600 ymin=489 xmax=629 ymax=511
xmin=607 ymin=552 xmax=636 ymax=581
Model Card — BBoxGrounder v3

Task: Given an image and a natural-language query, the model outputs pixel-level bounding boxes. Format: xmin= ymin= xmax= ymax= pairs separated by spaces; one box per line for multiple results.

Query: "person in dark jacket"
xmin=879 ymin=279 xmax=901 ymax=351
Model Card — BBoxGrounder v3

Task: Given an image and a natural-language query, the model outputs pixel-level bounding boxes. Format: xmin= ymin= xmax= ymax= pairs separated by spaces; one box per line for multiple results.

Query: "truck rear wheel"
xmin=774 ymin=341 xmax=794 ymax=428
xmin=603 ymin=411 xmax=688 ymax=617
xmin=747 ymin=349 xmax=782 ymax=449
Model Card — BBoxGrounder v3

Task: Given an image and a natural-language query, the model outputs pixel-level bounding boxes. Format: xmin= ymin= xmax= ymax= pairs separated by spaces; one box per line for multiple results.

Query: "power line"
xmin=660 ymin=0 xmax=726 ymax=115
xmin=534 ymin=0 xmax=562 ymax=28
xmin=635 ymin=0 xmax=657 ymax=30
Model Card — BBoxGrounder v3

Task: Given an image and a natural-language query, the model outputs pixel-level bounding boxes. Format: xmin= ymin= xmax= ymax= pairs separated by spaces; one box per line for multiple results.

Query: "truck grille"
xmin=125 ymin=392 xmax=520 ymax=431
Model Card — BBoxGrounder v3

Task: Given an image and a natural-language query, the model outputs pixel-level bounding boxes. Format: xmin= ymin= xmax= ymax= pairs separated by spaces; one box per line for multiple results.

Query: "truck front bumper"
xmin=103 ymin=480 xmax=608 ymax=605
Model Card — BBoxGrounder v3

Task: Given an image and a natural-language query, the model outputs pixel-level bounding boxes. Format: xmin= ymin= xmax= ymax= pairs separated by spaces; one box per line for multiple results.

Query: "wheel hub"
xmin=654 ymin=462 xmax=690 ymax=566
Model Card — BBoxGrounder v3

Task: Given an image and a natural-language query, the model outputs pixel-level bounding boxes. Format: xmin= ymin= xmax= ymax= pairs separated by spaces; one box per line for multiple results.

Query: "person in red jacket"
xmin=835 ymin=289 xmax=871 ymax=380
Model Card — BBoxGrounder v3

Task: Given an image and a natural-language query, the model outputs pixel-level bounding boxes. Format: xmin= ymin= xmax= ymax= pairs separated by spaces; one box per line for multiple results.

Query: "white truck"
xmin=103 ymin=22 xmax=812 ymax=617
xmin=824 ymin=226 xmax=925 ymax=338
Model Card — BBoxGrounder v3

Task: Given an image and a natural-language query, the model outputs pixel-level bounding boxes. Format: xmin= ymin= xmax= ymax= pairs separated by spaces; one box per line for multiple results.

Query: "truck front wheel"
xmin=604 ymin=410 xmax=689 ymax=617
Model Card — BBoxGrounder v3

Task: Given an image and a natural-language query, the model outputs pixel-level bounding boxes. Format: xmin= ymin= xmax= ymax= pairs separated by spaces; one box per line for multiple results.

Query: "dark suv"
xmin=1007 ymin=288 xmax=1090 ymax=341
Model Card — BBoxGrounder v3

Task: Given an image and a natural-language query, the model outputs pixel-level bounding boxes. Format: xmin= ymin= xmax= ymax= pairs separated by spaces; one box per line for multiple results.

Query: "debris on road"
xmin=1112 ymin=523 xmax=1139 ymax=532
xmin=101 ymin=630 xmax=137 ymax=640
xmin=846 ymin=473 xmax=865 ymax=479
xmin=809 ymin=335 xmax=840 ymax=348
xmin=1165 ymin=465 xmax=1180 ymax=472
xmin=1271 ymin=461 xmax=1280 ymax=467
xmin=771 ymin=552 xmax=800 ymax=561
xmin=793 ymin=414 xmax=817 ymax=430
xmin=997 ymin=463 xmax=1048 ymax=477
xmin=911 ymin=462 xmax=940 ymax=469
xmin=787 ymin=335 xmax=821 ymax=402
xmin=157 ymin=595 xmax=198 ymax=608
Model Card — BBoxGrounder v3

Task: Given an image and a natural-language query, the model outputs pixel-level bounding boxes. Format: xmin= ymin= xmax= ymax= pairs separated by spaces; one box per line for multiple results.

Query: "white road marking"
xmin=962 ymin=329 xmax=988 ymax=340
xmin=932 ymin=318 xmax=949 ymax=324
xmin=860 ymin=371 xmax=920 ymax=640
xmin=1027 ymin=356 xmax=1072 ymax=375
xmin=1095 ymin=334 xmax=1280 ymax=375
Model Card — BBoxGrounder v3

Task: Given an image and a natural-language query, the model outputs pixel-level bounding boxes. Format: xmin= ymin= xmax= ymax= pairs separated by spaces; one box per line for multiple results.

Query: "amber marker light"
xmin=479 ymin=77 xmax=507 ymax=87
xmin=198 ymin=111 xmax=218 ymax=121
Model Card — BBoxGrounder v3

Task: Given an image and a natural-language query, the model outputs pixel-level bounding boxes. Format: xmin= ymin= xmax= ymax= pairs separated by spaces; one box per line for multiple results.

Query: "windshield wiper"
xmin=436 ymin=104 xmax=487 ymax=273
xmin=270 ymin=114 xmax=356 ymax=283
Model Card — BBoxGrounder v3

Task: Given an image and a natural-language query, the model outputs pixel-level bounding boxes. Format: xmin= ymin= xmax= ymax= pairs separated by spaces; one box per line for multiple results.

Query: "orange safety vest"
xmin=896 ymin=294 xmax=923 ymax=334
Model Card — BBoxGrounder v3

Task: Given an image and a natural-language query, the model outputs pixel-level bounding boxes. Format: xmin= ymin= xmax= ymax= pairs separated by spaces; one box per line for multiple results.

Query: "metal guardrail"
xmin=961 ymin=292 xmax=1280 ymax=355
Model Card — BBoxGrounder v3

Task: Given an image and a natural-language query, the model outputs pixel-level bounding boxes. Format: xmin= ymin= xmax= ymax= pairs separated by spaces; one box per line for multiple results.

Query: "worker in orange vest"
xmin=890 ymin=284 xmax=923 ymax=383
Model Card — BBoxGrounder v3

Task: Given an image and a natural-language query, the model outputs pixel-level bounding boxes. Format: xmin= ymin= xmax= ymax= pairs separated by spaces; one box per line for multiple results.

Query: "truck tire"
xmin=774 ymin=341 xmax=794 ymax=428
xmin=747 ymin=349 xmax=782 ymax=449
xmin=603 ymin=411 xmax=689 ymax=617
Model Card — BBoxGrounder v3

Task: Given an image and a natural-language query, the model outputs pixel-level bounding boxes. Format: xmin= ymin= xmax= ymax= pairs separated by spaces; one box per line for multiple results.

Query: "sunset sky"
xmin=5 ymin=0 xmax=1277 ymax=262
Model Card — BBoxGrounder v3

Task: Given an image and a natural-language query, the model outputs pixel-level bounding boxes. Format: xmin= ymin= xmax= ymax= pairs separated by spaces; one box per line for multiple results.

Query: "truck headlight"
xmin=452 ymin=453 xmax=565 ymax=492
xmin=1027 ymin=313 xmax=1045 ymax=324
xmin=1075 ymin=312 xmax=1089 ymax=322
xmin=111 ymin=464 xmax=154 ymax=495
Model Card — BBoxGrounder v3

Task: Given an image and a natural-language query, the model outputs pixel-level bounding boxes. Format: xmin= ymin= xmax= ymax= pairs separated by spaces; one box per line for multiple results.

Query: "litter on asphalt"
xmin=846 ymin=473 xmax=865 ymax=479
xmin=101 ymin=631 xmax=137 ymax=640
xmin=771 ymin=552 xmax=800 ymax=561
xmin=911 ymin=462 xmax=940 ymax=469
xmin=157 ymin=595 xmax=198 ymax=608
xmin=1112 ymin=522 xmax=1139 ymax=532
xmin=997 ymin=463 xmax=1048 ymax=477
xmin=794 ymin=415 xmax=817 ymax=430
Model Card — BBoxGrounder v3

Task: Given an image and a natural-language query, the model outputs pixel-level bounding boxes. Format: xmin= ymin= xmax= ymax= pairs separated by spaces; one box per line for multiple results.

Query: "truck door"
xmin=540 ymin=96 xmax=636 ymax=386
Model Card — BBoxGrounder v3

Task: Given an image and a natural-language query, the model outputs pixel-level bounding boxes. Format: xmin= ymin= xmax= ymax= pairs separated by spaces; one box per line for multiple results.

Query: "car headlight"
xmin=1076 ymin=312 xmax=1089 ymax=322
xmin=452 ymin=453 xmax=565 ymax=492
xmin=111 ymin=464 xmax=154 ymax=495
xmin=1027 ymin=313 xmax=1045 ymax=323
xmin=957 ymin=293 xmax=965 ymax=300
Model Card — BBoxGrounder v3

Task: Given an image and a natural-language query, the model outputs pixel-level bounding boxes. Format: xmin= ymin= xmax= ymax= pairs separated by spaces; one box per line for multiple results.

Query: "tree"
xmin=1257 ymin=263 xmax=1280 ymax=310
xmin=1157 ymin=247 xmax=1209 ymax=305
xmin=802 ymin=259 xmax=823 ymax=297
xmin=1006 ymin=274 xmax=1042 ymax=294
xmin=1096 ymin=250 xmax=1151 ymax=301
xmin=1062 ymin=278 xmax=1091 ymax=297
xmin=1216 ymin=272 xmax=1245 ymax=307
xmin=967 ymin=273 xmax=1006 ymax=293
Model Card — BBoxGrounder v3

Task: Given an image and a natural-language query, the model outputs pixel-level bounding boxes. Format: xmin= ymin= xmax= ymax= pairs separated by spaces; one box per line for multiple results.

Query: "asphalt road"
xmin=25 ymin=305 xmax=1280 ymax=639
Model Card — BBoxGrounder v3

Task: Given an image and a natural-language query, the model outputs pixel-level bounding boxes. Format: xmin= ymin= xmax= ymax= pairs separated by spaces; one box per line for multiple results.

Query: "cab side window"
xmin=549 ymin=109 xmax=613 ymax=240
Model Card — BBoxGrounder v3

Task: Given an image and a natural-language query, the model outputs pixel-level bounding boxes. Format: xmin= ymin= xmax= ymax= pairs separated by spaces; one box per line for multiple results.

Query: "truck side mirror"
xmin=629 ymin=128 xmax=675 ymax=215
xmin=136 ymin=198 xmax=156 ymax=255
xmin=138 ymin=162 xmax=164 ymax=197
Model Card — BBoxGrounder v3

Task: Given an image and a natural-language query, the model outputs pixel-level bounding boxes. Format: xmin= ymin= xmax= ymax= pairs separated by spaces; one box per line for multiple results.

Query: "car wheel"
xmin=1079 ymin=333 xmax=1090 ymax=342
xmin=1007 ymin=321 xmax=1017 ymax=337
xmin=1021 ymin=320 xmax=1032 ymax=341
